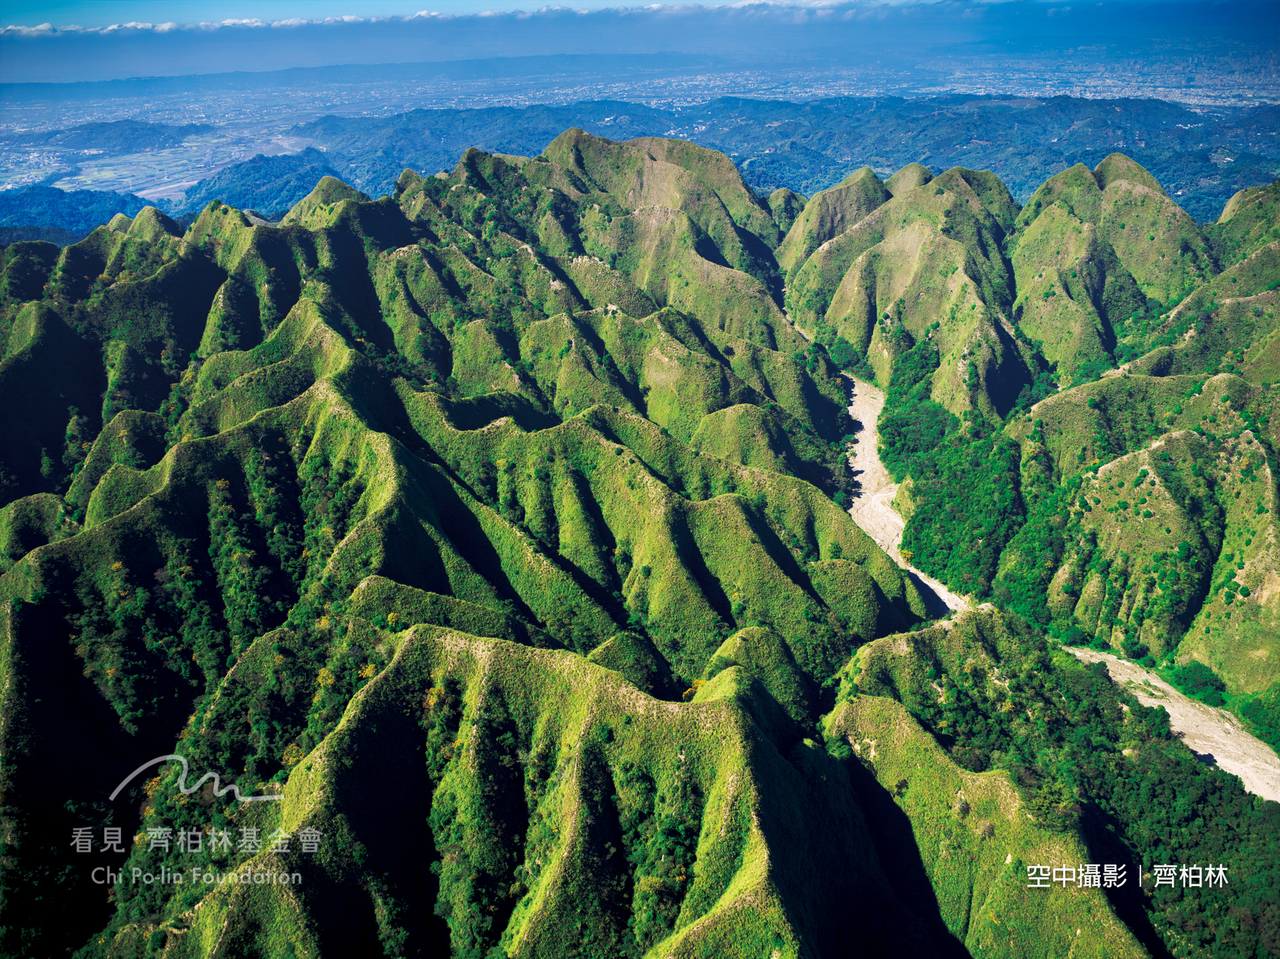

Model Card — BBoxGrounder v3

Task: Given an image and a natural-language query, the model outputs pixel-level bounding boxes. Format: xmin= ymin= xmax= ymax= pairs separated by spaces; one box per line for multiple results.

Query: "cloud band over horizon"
xmin=2 ymin=0 xmax=1275 ymax=85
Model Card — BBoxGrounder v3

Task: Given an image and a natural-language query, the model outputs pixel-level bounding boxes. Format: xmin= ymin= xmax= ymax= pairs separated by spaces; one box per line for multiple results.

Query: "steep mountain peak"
xmin=280 ymin=174 xmax=371 ymax=227
xmin=884 ymin=161 xmax=933 ymax=196
xmin=1012 ymin=152 xmax=1212 ymax=306
xmin=766 ymin=187 xmax=806 ymax=235
xmin=836 ymin=166 xmax=881 ymax=190
xmin=1093 ymin=152 xmax=1166 ymax=195
xmin=1209 ymin=179 xmax=1280 ymax=266
xmin=629 ymin=136 xmax=778 ymax=244
xmin=1219 ymin=183 xmax=1269 ymax=224
xmin=306 ymin=174 xmax=369 ymax=206
xmin=1015 ymin=162 xmax=1103 ymax=232
xmin=394 ymin=167 xmax=425 ymax=199
xmin=625 ymin=135 xmax=770 ymax=219
xmin=1019 ymin=154 xmax=1169 ymax=232
xmin=126 ymin=205 xmax=182 ymax=242
xmin=776 ymin=166 xmax=891 ymax=273
xmin=932 ymin=167 xmax=1020 ymax=234
xmin=542 ymin=126 xmax=605 ymax=171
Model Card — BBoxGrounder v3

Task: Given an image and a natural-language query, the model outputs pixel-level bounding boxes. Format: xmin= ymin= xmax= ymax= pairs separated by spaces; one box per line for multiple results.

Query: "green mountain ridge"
xmin=0 ymin=130 xmax=1277 ymax=959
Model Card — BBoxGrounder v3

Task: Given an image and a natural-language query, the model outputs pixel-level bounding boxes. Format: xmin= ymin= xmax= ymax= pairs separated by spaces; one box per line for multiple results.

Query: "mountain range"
xmin=0 ymin=129 xmax=1277 ymax=958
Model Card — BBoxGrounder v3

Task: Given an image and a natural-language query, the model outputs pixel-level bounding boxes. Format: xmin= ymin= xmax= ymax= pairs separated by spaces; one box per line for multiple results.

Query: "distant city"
xmin=0 ymin=44 xmax=1277 ymax=225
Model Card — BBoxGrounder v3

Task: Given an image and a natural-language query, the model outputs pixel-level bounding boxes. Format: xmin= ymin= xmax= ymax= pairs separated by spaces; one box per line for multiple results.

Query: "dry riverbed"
xmin=1069 ymin=648 xmax=1280 ymax=803
xmin=844 ymin=377 xmax=970 ymax=616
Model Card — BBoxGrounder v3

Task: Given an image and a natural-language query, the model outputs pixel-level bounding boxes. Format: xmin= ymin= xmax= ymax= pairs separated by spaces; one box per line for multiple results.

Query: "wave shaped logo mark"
xmin=110 ymin=754 xmax=284 ymax=803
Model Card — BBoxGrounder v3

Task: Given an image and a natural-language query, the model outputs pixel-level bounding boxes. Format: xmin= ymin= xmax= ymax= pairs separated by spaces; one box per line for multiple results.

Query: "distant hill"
xmin=4 ymin=119 xmax=213 ymax=155
xmin=0 ymin=224 xmax=83 ymax=246
xmin=176 ymin=146 xmax=342 ymax=216
xmin=287 ymin=95 xmax=1280 ymax=221
xmin=0 ymin=147 xmax=336 ymax=241
xmin=0 ymin=184 xmax=155 ymax=236
xmin=4 ymin=96 xmax=1274 ymax=242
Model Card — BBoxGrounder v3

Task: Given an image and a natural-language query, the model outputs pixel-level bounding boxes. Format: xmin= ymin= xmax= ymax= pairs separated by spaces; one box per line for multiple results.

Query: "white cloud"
xmin=1 ymin=22 xmax=56 ymax=36
xmin=100 ymin=22 xmax=155 ymax=33
xmin=0 ymin=2 xmax=965 ymax=38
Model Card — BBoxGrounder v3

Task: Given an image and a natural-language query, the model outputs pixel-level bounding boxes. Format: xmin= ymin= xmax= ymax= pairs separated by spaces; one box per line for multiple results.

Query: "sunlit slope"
xmin=766 ymin=187 xmax=806 ymax=237
xmin=884 ymin=162 xmax=933 ymax=197
xmin=997 ymin=155 xmax=1219 ymax=382
xmin=848 ymin=157 xmax=1280 ymax=959
xmin=1007 ymin=202 xmax=1145 ymax=381
xmin=997 ymin=373 xmax=1280 ymax=690
xmin=625 ymin=135 xmax=785 ymax=248
xmin=786 ymin=165 xmax=1033 ymax=418
xmin=828 ymin=691 xmax=1141 ymax=959
xmin=102 ymin=624 xmax=956 ymax=959
xmin=542 ymin=129 xmax=783 ymax=291
xmin=819 ymin=156 xmax=1280 ymax=769
xmin=780 ymin=154 xmax=1262 ymax=424
xmin=6 ymin=299 xmax=918 ymax=675
xmin=830 ymin=607 xmax=1276 ymax=959
xmin=1123 ymin=244 xmax=1280 ymax=383
xmin=1209 ymin=178 xmax=1280 ymax=266
xmin=1014 ymin=155 xmax=1215 ymax=307
xmin=775 ymin=166 xmax=890 ymax=276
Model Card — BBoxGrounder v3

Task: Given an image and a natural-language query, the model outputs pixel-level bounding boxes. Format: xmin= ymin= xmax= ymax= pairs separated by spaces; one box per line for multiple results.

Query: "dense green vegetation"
xmin=178 ymin=148 xmax=344 ymax=219
xmin=1172 ymin=660 xmax=1229 ymax=707
xmin=773 ymin=144 xmax=1280 ymax=958
xmin=774 ymin=147 xmax=1280 ymax=760
xmin=0 ymin=185 xmax=152 ymax=237
xmin=0 ymin=131 xmax=1276 ymax=959
xmin=843 ymin=610 xmax=1280 ymax=959
xmin=0 ymin=131 xmax=921 ymax=959
xmin=877 ymin=337 xmax=958 ymax=483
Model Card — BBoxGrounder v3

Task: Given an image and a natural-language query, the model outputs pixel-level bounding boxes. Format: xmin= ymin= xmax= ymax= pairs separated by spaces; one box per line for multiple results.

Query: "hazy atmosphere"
xmin=3 ymin=0 xmax=1278 ymax=84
